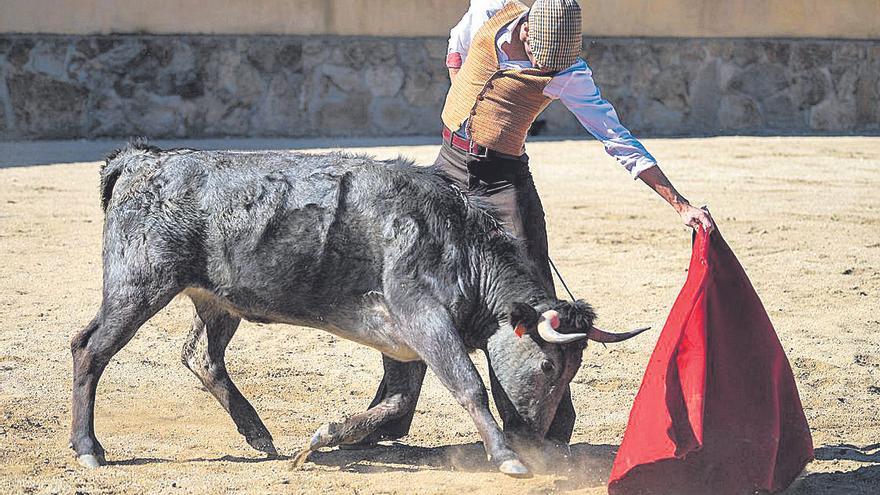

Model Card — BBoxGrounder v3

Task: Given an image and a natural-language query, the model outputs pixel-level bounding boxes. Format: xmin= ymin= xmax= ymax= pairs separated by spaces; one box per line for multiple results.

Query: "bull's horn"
xmin=587 ymin=326 xmax=651 ymax=343
xmin=537 ymin=310 xmax=588 ymax=345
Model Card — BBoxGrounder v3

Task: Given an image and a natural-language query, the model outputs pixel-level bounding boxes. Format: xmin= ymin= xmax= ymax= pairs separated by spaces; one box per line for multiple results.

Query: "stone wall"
xmin=1 ymin=35 xmax=878 ymax=140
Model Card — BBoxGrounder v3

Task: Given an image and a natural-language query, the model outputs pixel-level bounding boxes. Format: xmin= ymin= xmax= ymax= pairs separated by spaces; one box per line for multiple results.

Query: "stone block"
xmin=395 ymin=39 xmax=429 ymax=68
xmin=206 ymin=49 xmax=265 ymax=105
xmin=93 ymin=39 xmax=147 ymax=74
xmin=89 ymin=94 xmax=128 ymax=137
xmin=763 ymin=93 xmax=804 ymax=130
xmin=302 ymin=39 xmax=331 ymax=67
xmin=830 ymin=43 xmax=866 ymax=77
xmin=718 ymin=94 xmax=762 ymax=130
xmin=365 ymin=65 xmax=404 ymax=97
xmin=832 ymin=65 xmax=860 ymax=102
xmin=640 ymin=100 xmax=687 ymax=135
xmin=791 ymin=69 xmax=830 ymax=109
xmin=0 ymin=101 xmax=7 ymax=137
xmin=251 ymin=73 xmax=306 ymax=136
xmin=276 ymin=41 xmax=303 ymax=73
xmin=8 ymin=72 xmax=87 ymax=138
xmin=7 ymin=39 xmax=34 ymax=68
xmin=402 ymin=68 xmax=449 ymax=107
xmin=321 ymin=64 xmax=361 ymax=93
xmin=688 ymin=60 xmax=721 ymax=128
xmin=27 ymin=40 xmax=70 ymax=80
xmin=727 ymin=63 xmax=792 ymax=100
xmin=810 ymin=98 xmax=856 ymax=131
xmin=762 ymin=41 xmax=791 ymax=65
xmin=855 ymin=74 xmax=880 ymax=126
xmin=369 ymin=97 xmax=413 ymax=133
xmin=313 ymin=87 xmax=370 ymax=134
xmin=792 ymin=43 xmax=833 ymax=72
xmin=424 ymin=38 xmax=448 ymax=61
xmin=649 ymin=70 xmax=688 ymax=112
xmin=343 ymin=40 xmax=396 ymax=67
xmin=710 ymin=41 xmax=761 ymax=67
xmin=118 ymin=90 xmax=191 ymax=138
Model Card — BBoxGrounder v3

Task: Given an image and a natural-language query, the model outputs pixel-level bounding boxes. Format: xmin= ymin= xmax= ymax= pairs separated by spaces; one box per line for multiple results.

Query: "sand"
xmin=1 ymin=136 xmax=878 ymax=494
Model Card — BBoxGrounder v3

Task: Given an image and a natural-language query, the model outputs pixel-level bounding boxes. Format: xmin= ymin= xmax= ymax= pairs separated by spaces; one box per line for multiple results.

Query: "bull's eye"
xmin=540 ymin=359 xmax=555 ymax=375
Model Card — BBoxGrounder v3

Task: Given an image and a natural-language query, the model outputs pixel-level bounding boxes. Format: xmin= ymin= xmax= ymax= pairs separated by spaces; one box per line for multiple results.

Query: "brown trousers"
xmin=433 ymin=141 xmax=555 ymax=294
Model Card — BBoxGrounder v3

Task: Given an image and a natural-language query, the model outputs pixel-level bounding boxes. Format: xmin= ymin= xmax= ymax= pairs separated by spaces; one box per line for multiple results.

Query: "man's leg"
xmin=511 ymin=170 xmax=576 ymax=445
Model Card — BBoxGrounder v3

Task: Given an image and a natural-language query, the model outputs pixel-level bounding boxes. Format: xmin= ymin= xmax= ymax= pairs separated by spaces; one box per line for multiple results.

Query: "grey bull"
xmin=69 ymin=142 xmax=648 ymax=476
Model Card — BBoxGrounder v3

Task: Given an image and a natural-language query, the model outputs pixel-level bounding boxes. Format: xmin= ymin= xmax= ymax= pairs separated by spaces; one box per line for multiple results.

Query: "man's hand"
xmin=677 ymin=203 xmax=715 ymax=234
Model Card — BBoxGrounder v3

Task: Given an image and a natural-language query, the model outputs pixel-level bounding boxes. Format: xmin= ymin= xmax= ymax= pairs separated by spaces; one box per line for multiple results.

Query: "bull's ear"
xmin=508 ymin=302 xmax=539 ymax=338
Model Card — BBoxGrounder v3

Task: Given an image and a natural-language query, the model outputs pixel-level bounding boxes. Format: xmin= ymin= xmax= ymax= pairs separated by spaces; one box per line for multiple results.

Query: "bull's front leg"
xmin=398 ymin=304 xmax=530 ymax=477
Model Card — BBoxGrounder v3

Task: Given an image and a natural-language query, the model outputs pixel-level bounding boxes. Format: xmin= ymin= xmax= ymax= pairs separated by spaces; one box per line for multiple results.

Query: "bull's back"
xmin=187 ymin=152 xmax=389 ymax=318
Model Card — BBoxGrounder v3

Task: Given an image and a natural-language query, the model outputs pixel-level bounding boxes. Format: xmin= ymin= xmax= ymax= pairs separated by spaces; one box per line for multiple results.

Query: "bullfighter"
xmin=365 ymin=0 xmax=715 ymax=448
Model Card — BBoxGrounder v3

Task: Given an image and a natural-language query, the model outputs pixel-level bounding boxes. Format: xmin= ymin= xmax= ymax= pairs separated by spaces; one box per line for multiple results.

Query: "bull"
xmin=69 ymin=142 xmax=647 ymax=477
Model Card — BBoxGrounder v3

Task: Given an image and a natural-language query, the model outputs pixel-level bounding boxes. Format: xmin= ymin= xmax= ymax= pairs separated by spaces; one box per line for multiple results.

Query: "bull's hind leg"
xmin=181 ymin=296 xmax=277 ymax=456
xmin=70 ymin=282 xmax=178 ymax=468
xmin=295 ymin=356 xmax=425 ymax=463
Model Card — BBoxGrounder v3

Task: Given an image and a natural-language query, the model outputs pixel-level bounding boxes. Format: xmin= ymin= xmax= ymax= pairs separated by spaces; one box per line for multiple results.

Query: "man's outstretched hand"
xmin=678 ymin=204 xmax=715 ymax=234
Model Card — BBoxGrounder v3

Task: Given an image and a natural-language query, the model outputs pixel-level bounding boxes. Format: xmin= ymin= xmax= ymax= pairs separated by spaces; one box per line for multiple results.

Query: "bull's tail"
xmin=100 ymin=139 xmax=161 ymax=212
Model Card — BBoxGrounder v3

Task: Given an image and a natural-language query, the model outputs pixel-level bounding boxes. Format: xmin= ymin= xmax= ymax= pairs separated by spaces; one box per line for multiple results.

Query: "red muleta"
xmin=608 ymin=228 xmax=814 ymax=494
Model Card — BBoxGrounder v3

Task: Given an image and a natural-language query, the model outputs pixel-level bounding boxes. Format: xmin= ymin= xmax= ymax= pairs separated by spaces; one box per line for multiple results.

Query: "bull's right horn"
xmin=587 ymin=326 xmax=651 ymax=343
xmin=537 ymin=310 xmax=588 ymax=344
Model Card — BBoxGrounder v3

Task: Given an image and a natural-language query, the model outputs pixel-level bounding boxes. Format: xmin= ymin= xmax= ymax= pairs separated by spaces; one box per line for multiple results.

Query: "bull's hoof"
xmin=248 ymin=437 xmax=278 ymax=457
xmin=77 ymin=453 xmax=105 ymax=468
xmin=499 ymin=459 xmax=531 ymax=478
xmin=309 ymin=422 xmax=338 ymax=450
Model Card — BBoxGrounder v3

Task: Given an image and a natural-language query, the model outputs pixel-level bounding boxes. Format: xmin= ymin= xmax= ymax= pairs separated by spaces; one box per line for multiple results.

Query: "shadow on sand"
xmin=109 ymin=453 xmax=294 ymax=467
xmin=107 ymin=443 xmax=880 ymax=493
xmin=783 ymin=444 xmax=880 ymax=495
xmin=304 ymin=441 xmax=616 ymax=488
xmin=109 ymin=441 xmax=617 ymax=487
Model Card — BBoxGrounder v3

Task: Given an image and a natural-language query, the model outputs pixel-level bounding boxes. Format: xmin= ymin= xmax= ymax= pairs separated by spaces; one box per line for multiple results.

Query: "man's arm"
xmin=637 ymin=166 xmax=715 ymax=232
xmin=544 ymin=60 xmax=715 ymax=232
xmin=446 ymin=0 xmax=507 ymax=82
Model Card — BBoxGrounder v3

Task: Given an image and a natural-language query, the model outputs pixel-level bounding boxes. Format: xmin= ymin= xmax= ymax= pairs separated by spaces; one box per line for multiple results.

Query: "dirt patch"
xmin=1 ymin=137 xmax=879 ymax=493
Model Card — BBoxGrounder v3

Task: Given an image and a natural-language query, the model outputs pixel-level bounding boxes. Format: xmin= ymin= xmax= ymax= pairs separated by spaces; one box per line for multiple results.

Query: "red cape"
xmin=608 ymin=229 xmax=813 ymax=494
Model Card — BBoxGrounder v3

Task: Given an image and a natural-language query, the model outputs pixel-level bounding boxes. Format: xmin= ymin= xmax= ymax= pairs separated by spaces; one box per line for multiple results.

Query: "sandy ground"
xmin=0 ymin=136 xmax=878 ymax=494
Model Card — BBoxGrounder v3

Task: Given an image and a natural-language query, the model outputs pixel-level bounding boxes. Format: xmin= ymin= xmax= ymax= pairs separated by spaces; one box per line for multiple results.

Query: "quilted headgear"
xmin=528 ymin=0 xmax=583 ymax=71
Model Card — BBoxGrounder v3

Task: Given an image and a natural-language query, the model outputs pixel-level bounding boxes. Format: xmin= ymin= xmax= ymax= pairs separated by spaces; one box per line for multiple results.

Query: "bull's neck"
xmin=476 ymin=240 xmax=554 ymax=322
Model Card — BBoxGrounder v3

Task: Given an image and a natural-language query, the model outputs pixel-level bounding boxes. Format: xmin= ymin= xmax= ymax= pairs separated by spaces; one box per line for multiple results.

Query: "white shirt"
xmin=447 ymin=0 xmax=658 ymax=179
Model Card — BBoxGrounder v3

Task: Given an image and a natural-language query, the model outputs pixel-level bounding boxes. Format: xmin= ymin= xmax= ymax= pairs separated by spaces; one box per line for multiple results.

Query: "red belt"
xmin=442 ymin=127 xmax=524 ymax=160
xmin=442 ymin=126 xmax=489 ymax=157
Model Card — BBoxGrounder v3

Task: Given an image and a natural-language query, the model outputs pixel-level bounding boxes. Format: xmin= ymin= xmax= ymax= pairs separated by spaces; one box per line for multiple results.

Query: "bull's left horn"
xmin=587 ymin=326 xmax=651 ymax=343
xmin=537 ymin=310 xmax=588 ymax=344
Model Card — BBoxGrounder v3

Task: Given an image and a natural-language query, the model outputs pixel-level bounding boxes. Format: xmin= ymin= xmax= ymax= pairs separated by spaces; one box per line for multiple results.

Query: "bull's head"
xmin=485 ymin=299 xmax=648 ymax=444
